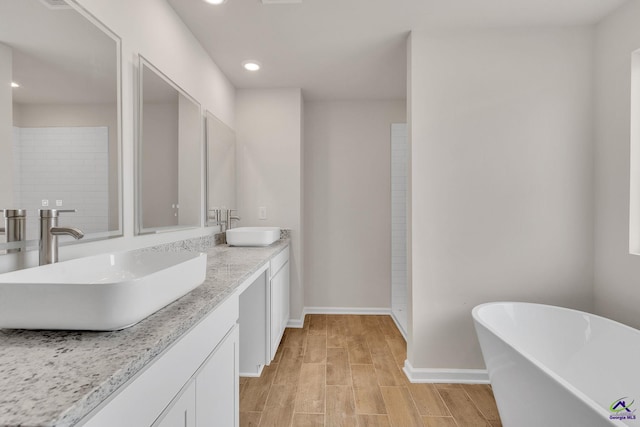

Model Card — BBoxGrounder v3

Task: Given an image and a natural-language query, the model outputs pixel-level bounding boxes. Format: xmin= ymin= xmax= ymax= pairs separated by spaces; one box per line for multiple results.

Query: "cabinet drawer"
xmin=270 ymin=246 xmax=289 ymax=278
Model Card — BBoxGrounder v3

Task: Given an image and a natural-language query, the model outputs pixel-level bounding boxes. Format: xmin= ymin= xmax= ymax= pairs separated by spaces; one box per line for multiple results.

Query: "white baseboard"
xmin=304 ymin=306 xmax=391 ymax=315
xmin=403 ymin=360 xmax=489 ymax=384
xmin=286 ymin=316 xmax=305 ymax=328
xmin=286 ymin=306 xmax=392 ymax=328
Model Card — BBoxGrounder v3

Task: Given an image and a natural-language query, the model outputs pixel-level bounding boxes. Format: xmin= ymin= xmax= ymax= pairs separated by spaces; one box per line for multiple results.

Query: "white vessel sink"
xmin=0 ymin=251 xmax=207 ymax=331
xmin=226 ymin=227 xmax=281 ymax=247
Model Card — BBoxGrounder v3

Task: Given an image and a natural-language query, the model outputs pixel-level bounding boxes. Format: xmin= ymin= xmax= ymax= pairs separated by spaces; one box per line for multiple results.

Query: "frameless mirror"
xmin=205 ymin=111 xmax=236 ymax=226
xmin=0 ymin=0 xmax=122 ymax=250
xmin=137 ymin=56 xmax=202 ymax=234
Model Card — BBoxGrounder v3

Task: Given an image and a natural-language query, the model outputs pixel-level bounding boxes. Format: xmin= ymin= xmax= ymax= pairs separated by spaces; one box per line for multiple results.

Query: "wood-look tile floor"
xmin=239 ymin=314 xmax=502 ymax=427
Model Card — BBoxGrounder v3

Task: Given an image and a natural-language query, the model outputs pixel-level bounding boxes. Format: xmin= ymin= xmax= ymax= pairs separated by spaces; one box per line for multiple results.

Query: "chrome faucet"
xmin=208 ymin=208 xmax=222 ymax=225
xmin=1 ymin=209 xmax=27 ymax=253
xmin=208 ymin=208 xmax=240 ymax=232
xmin=225 ymin=209 xmax=240 ymax=230
xmin=39 ymin=209 xmax=84 ymax=265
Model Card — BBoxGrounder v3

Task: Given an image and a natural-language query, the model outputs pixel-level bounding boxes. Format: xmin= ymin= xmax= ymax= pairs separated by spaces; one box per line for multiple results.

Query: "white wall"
xmin=303 ymin=101 xmax=406 ymax=311
xmin=408 ymin=28 xmax=595 ymax=374
xmin=593 ymin=1 xmax=640 ymax=328
xmin=0 ymin=0 xmax=236 ymax=272
xmin=236 ymin=89 xmax=304 ymax=321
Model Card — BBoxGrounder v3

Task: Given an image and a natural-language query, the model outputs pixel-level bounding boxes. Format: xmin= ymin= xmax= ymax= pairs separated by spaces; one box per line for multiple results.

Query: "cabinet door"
xmin=269 ymin=261 xmax=289 ymax=359
xmin=269 ymin=269 xmax=281 ymax=359
xmin=82 ymin=296 xmax=239 ymax=427
xmin=153 ymin=380 xmax=196 ymax=427
xmin=196 ymin=325 xmax=239 ymax=427
xmin=279 ymin=261 xmax=290 ymax=333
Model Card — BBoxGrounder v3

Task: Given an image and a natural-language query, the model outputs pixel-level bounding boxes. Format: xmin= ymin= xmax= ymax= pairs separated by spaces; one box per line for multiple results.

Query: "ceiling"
xmin=167 ymin=0 xmax=627 ymax=101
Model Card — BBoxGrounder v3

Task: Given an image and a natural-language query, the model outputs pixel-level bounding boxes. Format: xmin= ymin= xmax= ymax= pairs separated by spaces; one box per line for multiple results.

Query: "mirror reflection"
xmin=137 ymin=57 xmax=202 ymax=233
xmin=205 ymin=111 xmax=236 ymax=226
xmin=0 ymin=0 xmax=121 ymax=247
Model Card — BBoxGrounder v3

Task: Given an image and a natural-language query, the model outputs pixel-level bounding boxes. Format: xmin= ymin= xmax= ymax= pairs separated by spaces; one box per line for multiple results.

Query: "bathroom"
xmin=1 ymin=0 xmax=640 ymax=425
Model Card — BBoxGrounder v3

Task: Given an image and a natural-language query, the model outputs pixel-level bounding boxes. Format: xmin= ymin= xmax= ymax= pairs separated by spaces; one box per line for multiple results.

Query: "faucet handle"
xmin=39 ymin=209 xmax=77 ymax=218
xmin=208 ymin=208 xmax=221 ymax=222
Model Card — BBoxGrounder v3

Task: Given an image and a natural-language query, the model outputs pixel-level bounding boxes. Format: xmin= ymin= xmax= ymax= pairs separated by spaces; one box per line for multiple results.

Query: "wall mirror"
xmin=136 ymin=56 xmax=202 ymax=234
xmin=205 ymin=111 xmax=237 ymax=226
xmin=0 ymin=0 xmax=122 ymax=251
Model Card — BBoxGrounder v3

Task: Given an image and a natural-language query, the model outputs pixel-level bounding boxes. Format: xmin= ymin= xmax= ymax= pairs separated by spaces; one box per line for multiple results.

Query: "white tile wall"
xmin=391 ymin=123 xmax=408 ymax=335
xmin=12 ymin=127 xmax=109 ymax=240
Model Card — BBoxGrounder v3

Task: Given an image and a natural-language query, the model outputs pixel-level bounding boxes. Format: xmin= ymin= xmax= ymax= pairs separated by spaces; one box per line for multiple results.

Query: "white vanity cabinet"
xmin=80 ymin=295 xmax=239 ymax=427
xmin=77 ymin=244 xmax=289 ymax=427
xmin=269 ymin=246 xmax=290 ymax=360
xmin=154 ymin=326 xmax=239 ymax=427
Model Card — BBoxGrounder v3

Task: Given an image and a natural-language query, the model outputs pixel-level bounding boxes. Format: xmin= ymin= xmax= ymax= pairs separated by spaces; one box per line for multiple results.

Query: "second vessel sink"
xmin=226 ymin=227 xmax=281 ymax=247
xmin=0 ymin=250 xmax=207 ymax=331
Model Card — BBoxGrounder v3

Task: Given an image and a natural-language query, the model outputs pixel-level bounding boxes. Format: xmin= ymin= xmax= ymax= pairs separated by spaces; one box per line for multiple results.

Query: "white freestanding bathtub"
xmin=473 ymin=302 xmax=640 ymax=427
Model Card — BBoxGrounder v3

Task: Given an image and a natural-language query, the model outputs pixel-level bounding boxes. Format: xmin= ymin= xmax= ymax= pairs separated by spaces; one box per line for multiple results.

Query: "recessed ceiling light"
xmin=242 ymin=60 xmax=261 ymax=71
xmin=11 ymin=82 xmax=19 ymax=88
xmin=204 ymin=0 xmax=226 ymax=4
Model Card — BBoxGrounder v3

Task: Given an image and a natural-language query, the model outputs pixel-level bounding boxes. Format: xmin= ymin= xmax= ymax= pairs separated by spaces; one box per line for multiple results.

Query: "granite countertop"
xmin=0 ymin=239 xmax=289 ymax=427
